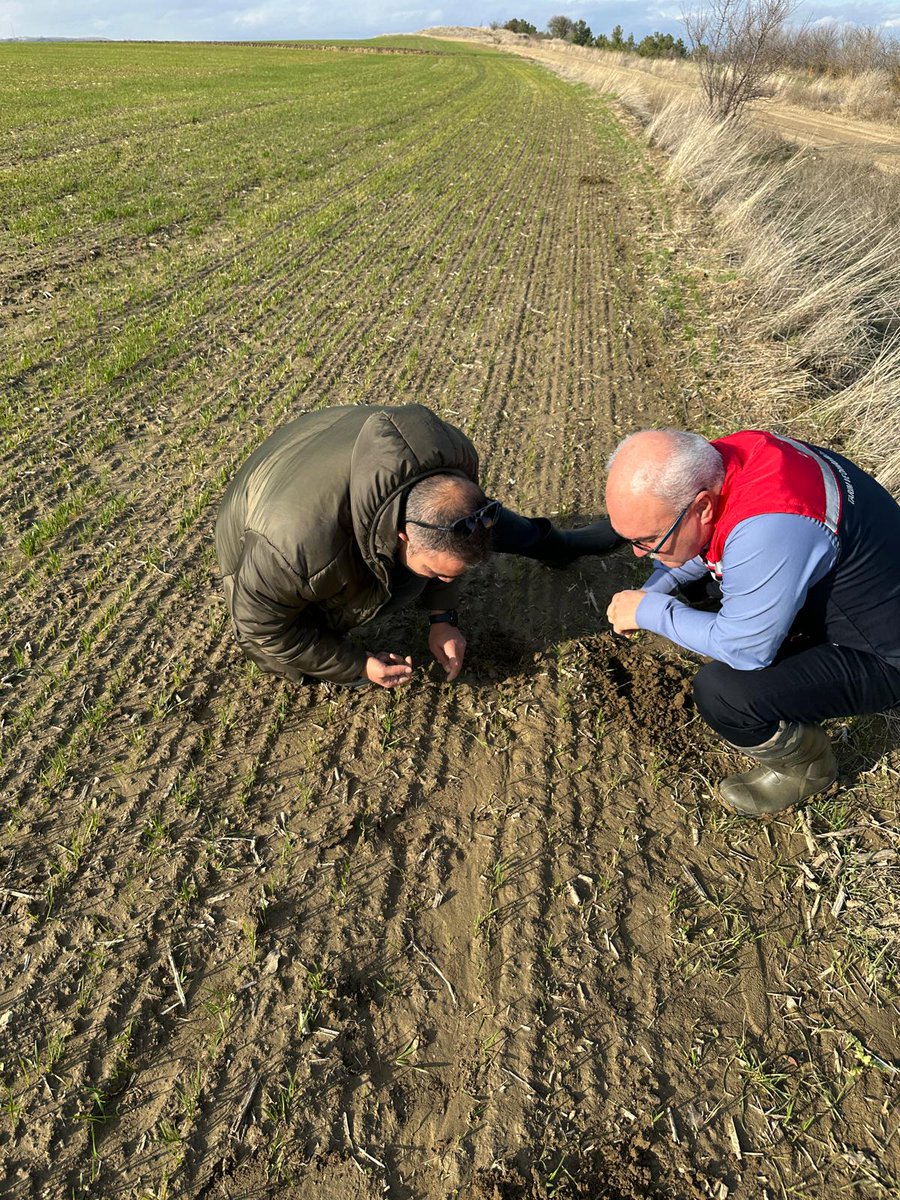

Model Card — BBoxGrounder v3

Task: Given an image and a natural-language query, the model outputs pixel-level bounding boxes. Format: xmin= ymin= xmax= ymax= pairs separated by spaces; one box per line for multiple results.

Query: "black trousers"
xmin=693 ymin=640 xmax=900 ymax=747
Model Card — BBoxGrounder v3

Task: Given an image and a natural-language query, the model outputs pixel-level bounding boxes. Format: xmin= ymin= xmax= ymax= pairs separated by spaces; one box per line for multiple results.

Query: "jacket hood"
xmin=349 ymin=406 xmax=480 ymax=573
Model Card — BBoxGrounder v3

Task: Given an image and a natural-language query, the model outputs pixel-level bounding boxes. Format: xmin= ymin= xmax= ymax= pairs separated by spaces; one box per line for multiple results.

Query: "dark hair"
xmin=403 ymin=475 xmax=493 ymax=567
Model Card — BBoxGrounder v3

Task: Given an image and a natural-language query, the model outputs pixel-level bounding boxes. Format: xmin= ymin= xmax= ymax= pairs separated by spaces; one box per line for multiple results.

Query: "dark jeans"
xmin=693 ymin=640 xmax=900 ymax=747
xmin=490 ymin=509 xmax=548 ymax=553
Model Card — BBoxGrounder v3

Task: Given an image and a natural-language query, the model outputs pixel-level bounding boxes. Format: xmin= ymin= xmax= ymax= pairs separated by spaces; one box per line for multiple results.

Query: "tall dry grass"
xmin=771 ymin=67 xmax=900 ymax=123
xmin=821 ymin=338 xmax=900 ymax=491
xmin=518 ymin=35 xmax=900 ymax=125
xmin=648 ymin=98 xmax=900 ymax=487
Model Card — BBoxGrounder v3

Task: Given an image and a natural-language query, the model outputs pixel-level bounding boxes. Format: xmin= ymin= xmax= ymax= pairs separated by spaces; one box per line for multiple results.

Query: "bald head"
xmin=606 ymin=429 xmax=724 ymax=511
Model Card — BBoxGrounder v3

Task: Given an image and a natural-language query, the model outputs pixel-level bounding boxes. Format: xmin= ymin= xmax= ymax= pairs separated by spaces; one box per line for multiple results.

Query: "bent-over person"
xmin=216 ymin=403 xmax=620 ymax=689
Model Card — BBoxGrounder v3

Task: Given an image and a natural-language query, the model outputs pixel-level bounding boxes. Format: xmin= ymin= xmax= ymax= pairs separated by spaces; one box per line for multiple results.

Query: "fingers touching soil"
xmin=2 ymin=41 xmax=899 ymax=1200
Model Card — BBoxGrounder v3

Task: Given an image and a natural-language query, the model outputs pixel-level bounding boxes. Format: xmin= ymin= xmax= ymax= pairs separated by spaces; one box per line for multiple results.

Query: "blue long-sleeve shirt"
xmin=635 ymin=513 xmax=839 ymax=670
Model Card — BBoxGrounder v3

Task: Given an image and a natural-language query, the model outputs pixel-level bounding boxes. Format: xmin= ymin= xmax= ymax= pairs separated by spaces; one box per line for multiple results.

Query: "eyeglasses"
xmin=625 ymin=497 xmax=696 ymax=554
xmin=405 ymin=499 xmax=501 ymax=537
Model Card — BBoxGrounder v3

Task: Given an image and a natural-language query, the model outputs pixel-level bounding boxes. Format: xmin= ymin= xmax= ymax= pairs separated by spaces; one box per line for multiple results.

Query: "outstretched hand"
xmin=364 ymin=652 xmax=414 ymax=688
xmin=428 ymin=623 xmax=466 ymax=682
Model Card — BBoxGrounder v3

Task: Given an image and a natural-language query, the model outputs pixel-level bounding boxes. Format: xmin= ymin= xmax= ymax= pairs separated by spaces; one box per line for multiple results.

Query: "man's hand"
xmin=428 ymin=622 xmax=466 ymax=681
xmin=363 ymin=652 xmax=413 ymax=689
xmin=607 ymin=590 xmax=645 ymax=636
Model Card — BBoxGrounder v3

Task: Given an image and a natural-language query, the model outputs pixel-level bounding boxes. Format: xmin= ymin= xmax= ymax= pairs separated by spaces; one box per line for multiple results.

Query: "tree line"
xmin=497 ymin=17 xmax=688 ymax=58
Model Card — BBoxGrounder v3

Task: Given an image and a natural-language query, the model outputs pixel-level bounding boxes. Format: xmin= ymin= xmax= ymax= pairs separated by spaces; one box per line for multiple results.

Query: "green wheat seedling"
xmin=174 ymin=1063 xmax=203 ymax=1122
xmin=264 ymin=1065 xmax=300 ymax=1126
xmin=473 ymin=855 xmax=515 ymax=939
xmin=75 ymin=1085 xmax=114 ymax=1179
xmin=393 ymin=1036 xmax=428 ymax=1074
xmin=263 ymin=1065 xmax=301 ymax=1182
xmin=203 ymin=987 xmax=236 ymax=1052
xmin=298 ymin=965 xmax=331 ymax=1036
xmin=1 ymin=1084 xmax=24 ymax=1132
xmin=674 ymin=875 xmax=763 ymax=975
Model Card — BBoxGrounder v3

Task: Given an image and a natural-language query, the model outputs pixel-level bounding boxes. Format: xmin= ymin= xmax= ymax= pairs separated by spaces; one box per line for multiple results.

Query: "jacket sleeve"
xmin=635 ymin=514 xmax=839 ymax=670
xmin=230 ymin=531 xmax=368 ymax=685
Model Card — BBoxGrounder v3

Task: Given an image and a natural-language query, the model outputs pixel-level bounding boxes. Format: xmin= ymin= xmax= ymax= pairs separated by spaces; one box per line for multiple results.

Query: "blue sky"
xmin=1 ymin=0 xmax=897 ymax=43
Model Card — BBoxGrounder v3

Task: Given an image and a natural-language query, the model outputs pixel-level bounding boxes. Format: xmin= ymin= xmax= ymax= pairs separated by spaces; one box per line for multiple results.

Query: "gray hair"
xmin=403 ymin=474 xmax=492 ymax=567
xmin=607 ymin=429 xmax=724 ymax=508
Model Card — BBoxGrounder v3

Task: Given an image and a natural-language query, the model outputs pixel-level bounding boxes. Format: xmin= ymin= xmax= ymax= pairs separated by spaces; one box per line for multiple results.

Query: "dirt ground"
xmin=3 ymin=40 xmax=900 ymax=1200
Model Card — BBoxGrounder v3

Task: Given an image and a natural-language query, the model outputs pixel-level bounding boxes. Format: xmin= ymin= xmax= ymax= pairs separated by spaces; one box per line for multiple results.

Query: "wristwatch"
xmin=428 ymin=609 xmax=459 ymax=627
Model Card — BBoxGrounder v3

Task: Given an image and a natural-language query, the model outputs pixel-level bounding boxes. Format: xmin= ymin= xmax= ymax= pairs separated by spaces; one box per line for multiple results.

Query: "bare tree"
xmin=547 ymin=15 xmax=575 ymax=41
xmin=682 ymin=0 xmax=800 ymax=118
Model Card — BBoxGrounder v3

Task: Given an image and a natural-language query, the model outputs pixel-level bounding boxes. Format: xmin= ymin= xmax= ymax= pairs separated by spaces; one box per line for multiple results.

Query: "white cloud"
xmin=231 ymin=5 xmax=277 ymax=28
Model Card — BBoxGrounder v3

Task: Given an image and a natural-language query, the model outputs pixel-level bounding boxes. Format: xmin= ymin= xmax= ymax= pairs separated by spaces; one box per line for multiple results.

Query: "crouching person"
xmin=215 ymin=403 xmax=621 ymax=689
xmin=605 ymin=428 xmax=900 ymax=816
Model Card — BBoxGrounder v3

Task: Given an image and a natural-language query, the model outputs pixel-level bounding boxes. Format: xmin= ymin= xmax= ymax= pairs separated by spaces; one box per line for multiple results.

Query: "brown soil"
xmin=3 ymin=43 xmax=900 ymax=1200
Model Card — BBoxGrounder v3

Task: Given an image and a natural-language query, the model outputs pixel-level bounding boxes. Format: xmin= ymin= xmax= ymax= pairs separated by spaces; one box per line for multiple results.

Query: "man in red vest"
xmin=605 ymin=428 xmax=900 ymax=817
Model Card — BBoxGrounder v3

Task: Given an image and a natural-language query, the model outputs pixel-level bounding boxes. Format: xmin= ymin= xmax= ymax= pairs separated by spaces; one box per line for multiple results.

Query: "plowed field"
xmin=2 ymin=39 xmax=899 ymax=1200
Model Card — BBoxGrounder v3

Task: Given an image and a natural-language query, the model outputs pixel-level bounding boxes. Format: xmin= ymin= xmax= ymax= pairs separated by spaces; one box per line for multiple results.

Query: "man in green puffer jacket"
xmin=215 ymin=404 xmax=620 ymax=689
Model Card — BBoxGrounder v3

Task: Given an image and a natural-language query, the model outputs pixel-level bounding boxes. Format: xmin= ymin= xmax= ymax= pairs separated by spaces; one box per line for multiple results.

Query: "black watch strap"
xmin=429 ymin=608 xmax=459 ymax=627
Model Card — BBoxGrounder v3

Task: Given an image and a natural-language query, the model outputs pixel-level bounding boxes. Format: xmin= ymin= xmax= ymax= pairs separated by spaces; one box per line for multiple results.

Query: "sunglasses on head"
xmin=405 ymin=499 xmax=501 ymax=537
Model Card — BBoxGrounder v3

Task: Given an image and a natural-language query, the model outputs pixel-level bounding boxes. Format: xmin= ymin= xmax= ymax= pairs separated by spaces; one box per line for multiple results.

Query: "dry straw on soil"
xmin=6 ymin=35 xmax=900 ymax=1200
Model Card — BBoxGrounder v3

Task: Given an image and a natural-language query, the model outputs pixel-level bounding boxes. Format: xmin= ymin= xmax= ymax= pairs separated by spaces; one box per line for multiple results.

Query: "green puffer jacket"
xmin=214 ymin=404 xmax=479 ymax=684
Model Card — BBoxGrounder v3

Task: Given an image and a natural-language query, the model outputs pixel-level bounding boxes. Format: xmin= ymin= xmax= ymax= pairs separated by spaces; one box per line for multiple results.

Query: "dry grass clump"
xmin=537 ymin=53 xmax=656 ymax=120
xmin=648 ymin=98 xmax=900 ymax=482
xmin=772 ymin=67 xmax=900 ymax=123
xmin=842 ymin=69 xmax=899 ymax=122
xmin=820 ymin=339 xmax=900 ymax=490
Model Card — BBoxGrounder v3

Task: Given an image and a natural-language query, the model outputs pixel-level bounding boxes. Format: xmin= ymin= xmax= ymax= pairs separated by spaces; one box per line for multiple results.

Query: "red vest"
xmin=705 ymin=431 xmax=843 ymax=577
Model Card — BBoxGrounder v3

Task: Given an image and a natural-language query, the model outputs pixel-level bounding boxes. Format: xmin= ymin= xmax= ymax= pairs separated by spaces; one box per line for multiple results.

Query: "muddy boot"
xmin=719 ymin=722 xmax=838 ymax=817
xmin=504 ymin=516 xmax=624 ymax=569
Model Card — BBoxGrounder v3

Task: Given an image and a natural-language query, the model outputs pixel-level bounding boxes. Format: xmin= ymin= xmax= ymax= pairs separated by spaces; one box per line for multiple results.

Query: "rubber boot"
xmin=719 ymin=721 xmax=838 ymax=817
xmin=510 ymin=516 xmax=624 ymax=570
